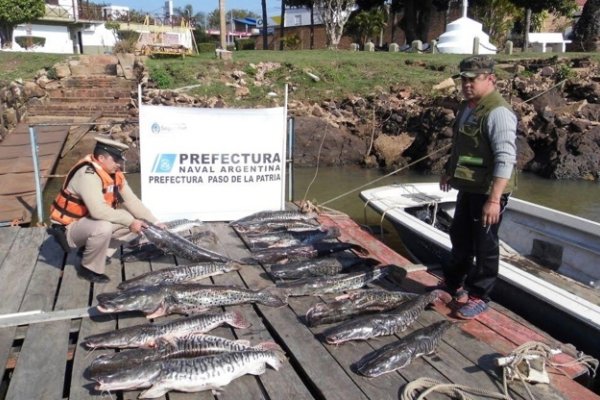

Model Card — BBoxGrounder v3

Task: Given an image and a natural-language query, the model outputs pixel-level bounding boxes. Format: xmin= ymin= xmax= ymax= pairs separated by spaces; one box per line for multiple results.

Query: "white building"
xmin=1 ymin=1 xmax=193 ymax=55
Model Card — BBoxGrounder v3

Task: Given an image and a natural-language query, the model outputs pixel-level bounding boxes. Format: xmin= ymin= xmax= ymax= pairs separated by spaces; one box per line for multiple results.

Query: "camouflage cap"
xmin=94 ymin=136 xmax=129 ymax=161
xmin=455 ymin=55 xmax=495 ymax=78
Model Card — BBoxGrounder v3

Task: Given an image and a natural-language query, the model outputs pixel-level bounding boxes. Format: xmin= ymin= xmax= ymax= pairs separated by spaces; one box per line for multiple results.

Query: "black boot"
xmin=76 ymin=265 xmax=109 ymax=283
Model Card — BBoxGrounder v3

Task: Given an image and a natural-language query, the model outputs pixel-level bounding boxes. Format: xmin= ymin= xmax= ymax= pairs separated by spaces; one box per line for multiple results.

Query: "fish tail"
xmin=266 ymin=348 xmax=287 ymax=370
xmin=258 ymin=287 xmax=288 ymax=307
xmin=252 ymin=341 xmax=282 ymax=352
xmin=227 ymin=310 xmax=252 ymax=329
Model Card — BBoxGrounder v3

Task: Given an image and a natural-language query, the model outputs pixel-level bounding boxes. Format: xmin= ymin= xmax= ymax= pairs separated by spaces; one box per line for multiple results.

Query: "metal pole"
xmin=29 ymin=126 xmax=44 ymax=223
xmin=286 ymin=116 xmax=295 ymax=202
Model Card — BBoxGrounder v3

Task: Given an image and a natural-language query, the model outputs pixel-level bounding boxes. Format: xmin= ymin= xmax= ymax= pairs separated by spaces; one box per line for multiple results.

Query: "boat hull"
xmin=360 ymin=183 xmax=600 ymax=363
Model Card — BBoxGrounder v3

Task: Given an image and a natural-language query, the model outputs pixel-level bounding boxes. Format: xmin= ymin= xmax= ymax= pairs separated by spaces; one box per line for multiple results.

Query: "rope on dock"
xmin=401 ymin=341 xmax=599 ymax=400
xmin=400 ymin=377 xmax=512 ymax=400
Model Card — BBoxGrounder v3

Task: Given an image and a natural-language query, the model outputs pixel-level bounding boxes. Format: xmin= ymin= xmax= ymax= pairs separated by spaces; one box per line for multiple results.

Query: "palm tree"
xmin=173 ymin=4 xmax=206 ymax=27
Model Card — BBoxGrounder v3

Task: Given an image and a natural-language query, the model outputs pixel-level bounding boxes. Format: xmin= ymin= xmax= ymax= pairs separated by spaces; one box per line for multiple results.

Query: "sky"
xmin=110 ymin=0 xmax=278 ymax=17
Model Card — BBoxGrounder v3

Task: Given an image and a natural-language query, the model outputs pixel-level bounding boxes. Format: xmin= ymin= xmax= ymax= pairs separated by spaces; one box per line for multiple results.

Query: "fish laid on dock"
xmin=123 ymin=230 xmax=219 ymax=262
xmin=142 ymin=223 xmax=231 ymax=263
xmin=92 ymin=349 xmax=286 ymax=398
xmin=244 ymin=227 xmax=341 ymax=251
xmin=251 ymin=242 xmax=369 ymax=264
xmin=231 ymin=210 xmax=317 ymax=225
xmin=323 ymin=291 xmax=441 ymax=344
xmin=233 ymin=220 xmax=321 ymax=234
xmin=305 ymin=288 xmax=419 ymax=326
xmin=88 ymin=334 xmax=280 ymax=376
xmin=117 ymin=261 xmax=243 ymax=291
xmin=276 ymin=267 xmax=390 ymax=297
xmin=96 ymin=284 xmax=287 ymax=318
xmin=269 ymin=255 xmax=380 ymax=280
xmin=82 ymin=311 xmax=250 ymax=349
xmin=353 ymin=320 xmax=453 ymax=377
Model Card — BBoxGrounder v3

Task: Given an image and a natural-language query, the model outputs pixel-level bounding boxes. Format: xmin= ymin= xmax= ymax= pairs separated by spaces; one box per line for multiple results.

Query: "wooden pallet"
xmin=0 ymin=217 xmax=597 ymax=400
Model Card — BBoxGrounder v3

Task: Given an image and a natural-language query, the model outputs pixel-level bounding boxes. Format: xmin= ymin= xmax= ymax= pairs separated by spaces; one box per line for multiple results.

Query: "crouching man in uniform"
xmin=49 ymin=136 xmax=163 ymax=283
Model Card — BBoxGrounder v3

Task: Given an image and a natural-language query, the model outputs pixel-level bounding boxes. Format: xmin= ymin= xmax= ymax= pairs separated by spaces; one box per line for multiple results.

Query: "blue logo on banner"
xmin=152 ymin=154 xmax=177 ymax=173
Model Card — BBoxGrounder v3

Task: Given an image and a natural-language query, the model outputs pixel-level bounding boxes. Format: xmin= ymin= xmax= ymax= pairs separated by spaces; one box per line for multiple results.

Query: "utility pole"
xmin=219 ymin=0 xmax=226 ymax=48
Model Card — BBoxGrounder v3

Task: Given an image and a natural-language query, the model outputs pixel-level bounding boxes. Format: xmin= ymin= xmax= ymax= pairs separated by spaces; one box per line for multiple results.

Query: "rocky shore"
xmin=138 ymin=57 xmax=600 ymax=181
xmin=2 ymin=55 xmax=599 ymax=181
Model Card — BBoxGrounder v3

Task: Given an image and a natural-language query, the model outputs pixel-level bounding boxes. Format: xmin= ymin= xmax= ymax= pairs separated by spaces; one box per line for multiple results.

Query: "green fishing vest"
xmin=447 ymin=90 xmax=517 ymax=194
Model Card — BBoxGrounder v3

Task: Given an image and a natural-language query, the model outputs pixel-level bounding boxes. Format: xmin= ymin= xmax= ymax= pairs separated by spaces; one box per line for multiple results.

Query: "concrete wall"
xmin=12 ymin=24 xmax=74 ymax=53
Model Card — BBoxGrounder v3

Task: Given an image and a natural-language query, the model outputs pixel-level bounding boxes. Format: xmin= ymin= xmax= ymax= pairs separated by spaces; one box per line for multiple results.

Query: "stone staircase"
xmin=27 ymin=55 xmax=137 ymax=120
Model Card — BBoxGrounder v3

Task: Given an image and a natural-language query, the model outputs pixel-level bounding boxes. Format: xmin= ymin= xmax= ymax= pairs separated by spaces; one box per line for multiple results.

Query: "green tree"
xmin=207 ymin=9 xmax=259 ymax=29
xmin=0 ymin=0 xmax=45 ymax=48
xmin=174 ymin=4 xmax=206 ymax=28
xmin=507 ymin=0 xmax=576 ymax=49
xmin=346 ymin=8 xmax=387 ymax=48
xmin=287 ymin=0 xmax=316 ymax=49
xmin=470 ymin=0 xmax=519 ymax=45
xmin=316 ymin=0 xmax=357 ymax=49
xmin=573 ymin=0 xmax=600 ymax=51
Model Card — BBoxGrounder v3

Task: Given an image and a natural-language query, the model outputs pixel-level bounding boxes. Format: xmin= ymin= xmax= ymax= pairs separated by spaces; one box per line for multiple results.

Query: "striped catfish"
xmin=96 ymin=283 xmax=287 ymax=318
xmin=305 ymin=288 xmax=419 ymax=326
xmin=323 ymin=290 xmax=442 ymax=344
xmin=233 ymin=220 xmax=321 ymax=235
xmin=117 ymin=261 xmax=243 ymax=290
xmin=88 ymin=334 xmax=280 ymax=376
xmin=142 ymin=223 xmax=231 ymax=263
xmin=354 ymin=320 xmax=453 ymax=377
xmin=269 ymin=255 xmax=380 ymax=280
xmin=251 ymin=242 xmax=370 ymax=265
xmin=244 ymin=227 xmax=341 ymax=250
xmin=230 ymin=210 xmax=317 ymax=225
xmin=82 ymin=311 xmax=250 ymax=349
xmin=276 ymin=267 xmax=390 ymax=297
xmin=93 ymin=349 xmax=286 ymax=398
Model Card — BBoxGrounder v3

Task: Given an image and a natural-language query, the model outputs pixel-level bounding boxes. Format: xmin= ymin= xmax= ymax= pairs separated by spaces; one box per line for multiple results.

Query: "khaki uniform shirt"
xmin=66 ymin=165 xmax=158 ymax=227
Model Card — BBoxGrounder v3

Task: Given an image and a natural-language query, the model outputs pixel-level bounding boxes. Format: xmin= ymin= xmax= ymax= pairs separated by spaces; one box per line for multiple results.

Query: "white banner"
xmin=139 ymin=105 xmax=287 ymax=221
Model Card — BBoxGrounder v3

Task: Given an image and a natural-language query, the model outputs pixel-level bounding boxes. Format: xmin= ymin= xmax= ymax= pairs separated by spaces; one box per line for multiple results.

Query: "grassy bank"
xmin=1 ymin=50 xmax=599 ymax=106
xmin=0 ymin=52 xmax=68 ymax=84
xmin=146 ymin=51 xmax=600 ymax=106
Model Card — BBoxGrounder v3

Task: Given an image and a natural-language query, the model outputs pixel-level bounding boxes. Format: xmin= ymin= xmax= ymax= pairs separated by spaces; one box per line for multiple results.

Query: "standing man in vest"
xmin=437 ymin=56 xmax=517 ymax=319
xmin=50 ymin=136 xmax=163 ymax=283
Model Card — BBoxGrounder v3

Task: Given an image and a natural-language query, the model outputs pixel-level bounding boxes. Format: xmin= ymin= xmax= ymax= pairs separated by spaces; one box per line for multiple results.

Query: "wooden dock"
xmin=0 ymin=212 xmax=598 ymax=400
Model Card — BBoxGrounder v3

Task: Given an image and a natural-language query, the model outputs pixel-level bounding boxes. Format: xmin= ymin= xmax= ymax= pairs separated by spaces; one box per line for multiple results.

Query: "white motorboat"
xmin=360 ymin=182 xmax=600 ymax=357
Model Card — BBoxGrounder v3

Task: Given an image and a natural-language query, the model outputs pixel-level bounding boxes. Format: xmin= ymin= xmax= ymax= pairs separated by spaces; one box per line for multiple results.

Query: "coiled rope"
xmin=400 ymin=341 xmax=598 ymax=400
xmin=400 ymin=377 xmax=511 ymax=400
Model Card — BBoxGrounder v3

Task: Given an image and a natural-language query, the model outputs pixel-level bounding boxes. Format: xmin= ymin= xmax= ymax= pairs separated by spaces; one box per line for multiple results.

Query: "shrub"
xmin=149 ymin=66 xmax=173 ymax=88
xmin=113 ymin=39 xmax=137 ymax=54
xmin=282 ymin=34 xmax=301 ymax=50
xmin=15 ymin=36 xmax=46 ymax=49
xmin=198 ymin=42 xmax=217 ymax=53
xmin=118 ymin=30 xmax=140 ymax=42
xmin=235 ymin=39 xmax=255 ymax=50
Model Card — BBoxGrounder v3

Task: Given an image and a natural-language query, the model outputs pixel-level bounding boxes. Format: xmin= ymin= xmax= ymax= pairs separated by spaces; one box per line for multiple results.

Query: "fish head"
xmin=93 ymin=363 xmax=161 ymax=392
xmin=324 ymin=324 xmax=374 ymax=345
xmin=96 ymin=286 xmax=164 ymax=314
xmin=355 ymin=346 xmax=412 ymax=377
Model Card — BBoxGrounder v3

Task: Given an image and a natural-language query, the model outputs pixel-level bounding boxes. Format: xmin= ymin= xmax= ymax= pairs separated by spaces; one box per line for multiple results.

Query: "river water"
xmin=43 ymin=166 xmax=599 ymax=254
xmin=289 ymin=166 xmax=600 ymax=256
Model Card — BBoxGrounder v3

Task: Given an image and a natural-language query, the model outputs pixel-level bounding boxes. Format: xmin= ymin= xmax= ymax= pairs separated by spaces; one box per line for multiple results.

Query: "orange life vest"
xmin=50 ymin=154 xmax=125 ymax=225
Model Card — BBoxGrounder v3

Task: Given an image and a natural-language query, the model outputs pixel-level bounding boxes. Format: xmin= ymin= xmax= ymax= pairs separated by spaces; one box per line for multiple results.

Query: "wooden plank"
xmin=118 ymin=257 xmax=169 ymax=400
xmin=212 ymin=223 xmax=368 ymax=400
xmin=18 ymin=235 xmax=65 ymax=312
xmin=69 ymin=258 xmax=122 ymax=400
xmin=0 ymin=227 xmax=19 ymax=267
xmin=0 ymin=228 xmax=46 ymax=314
xmin=206 ymin=224 xmax=312 ymax=400
xmin=61 ymin=112 xmax=102 ymax=157
xmin=54 ymin=251 xmax=92 ymax=311
xmin=5 ymin=321 xmax=70 ymax=400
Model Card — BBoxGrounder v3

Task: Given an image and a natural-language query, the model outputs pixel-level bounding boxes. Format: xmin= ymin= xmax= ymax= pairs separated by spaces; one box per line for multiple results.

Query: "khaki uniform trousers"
xmin=66 ymin=218 xmax=137 ymax=274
